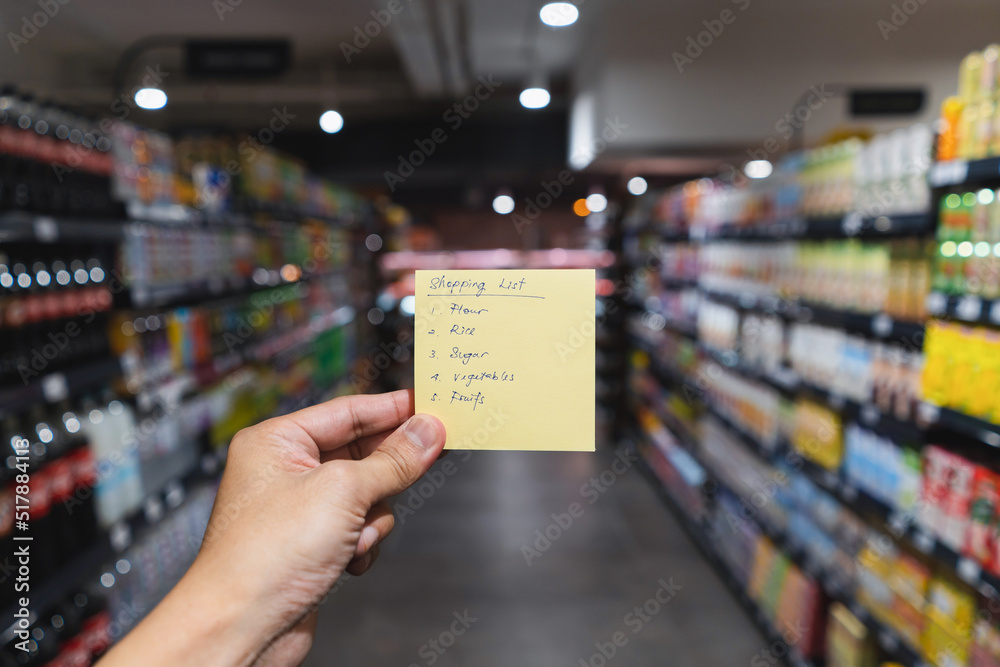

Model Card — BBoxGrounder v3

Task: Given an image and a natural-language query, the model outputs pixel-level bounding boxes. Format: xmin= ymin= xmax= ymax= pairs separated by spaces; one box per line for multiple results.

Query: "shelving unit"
xmin=0 ymin=105 xmax=376 ymax=664
xmin=621 ymin=122 xmax=1000 ymax=665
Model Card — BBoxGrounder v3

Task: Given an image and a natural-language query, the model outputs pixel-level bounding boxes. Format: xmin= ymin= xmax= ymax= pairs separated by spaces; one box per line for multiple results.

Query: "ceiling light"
xmin=519 ymin=88 xmax=551 ymax=109
xmin=319 ymin=110 xmax=344 ymax=134
xmin=492 ymin=194 xmax=515 ymax=214
xmin=627 ymin=177 xmax=648 ymax=196
xmin=744 ymin=160 xmax=773 ymax=179
xmin=134 ymin=88 xmax=167 ymax=110
xmin=540 ymin=2 xmax=579 ymax=27
xmin=586 ymin=193 xmax=607 ymax=213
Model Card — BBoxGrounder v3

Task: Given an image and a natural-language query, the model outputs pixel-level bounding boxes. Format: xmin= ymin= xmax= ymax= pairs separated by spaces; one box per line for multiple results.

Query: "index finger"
xmin=283 ymin=389 xmax=413 ymax=451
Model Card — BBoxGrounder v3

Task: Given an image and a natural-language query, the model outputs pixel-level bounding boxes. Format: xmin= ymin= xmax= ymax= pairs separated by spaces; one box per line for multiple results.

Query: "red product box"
xmin=920 ymin=445 xmax=952 ymax=537
xmin=966 ymin=467 xmax=1000 ymax=571
xmin=941 ymin=451 xmax=978 ymax=554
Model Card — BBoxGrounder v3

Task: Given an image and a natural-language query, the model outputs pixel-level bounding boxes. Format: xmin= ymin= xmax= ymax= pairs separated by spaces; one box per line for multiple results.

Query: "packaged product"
xmin=827 ymin=602 xmax=877 ymax=667
xmin=856 ymin=542 xmax=895 ymax=624
xmin=940 ymin=451 xmax=978 ymax=553
xmin=971 ymin=609 xmax=1000 ymax=667
xmin=887 ymin=553 xmax=929 ymax=650
xmin=921 ymin=576 xmax=976 ymax=667
xmin=966 ymin=467 xmax=1000 ymax=570
xmin=919 ymin=445 xmax=954 ymax=538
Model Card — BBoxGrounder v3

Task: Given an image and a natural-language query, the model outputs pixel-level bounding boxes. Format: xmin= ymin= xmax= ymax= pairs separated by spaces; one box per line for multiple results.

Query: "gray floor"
xmin=302 ymin=447 xmax=766 ymax=666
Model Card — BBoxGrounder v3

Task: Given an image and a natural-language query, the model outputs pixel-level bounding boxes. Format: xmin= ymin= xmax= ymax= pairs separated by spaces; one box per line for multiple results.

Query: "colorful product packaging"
xmin=827 ymin=602 xmax=877 ymax=667
xmin=966 ymin=467 xmax=1000 ymax=571
xmin=921 ymin=576 xmax=976 ymax=667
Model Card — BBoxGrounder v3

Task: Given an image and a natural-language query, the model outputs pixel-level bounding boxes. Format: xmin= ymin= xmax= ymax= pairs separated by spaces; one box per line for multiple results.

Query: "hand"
xmin=99 ymin=389 xmax=446 ymax=667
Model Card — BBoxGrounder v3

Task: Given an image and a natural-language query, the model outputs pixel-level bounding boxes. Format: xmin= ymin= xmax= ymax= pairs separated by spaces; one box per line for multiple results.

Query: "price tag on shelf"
xmin=959 ymin=557 xmax=983 ymax=585
xmin=143 ymin=496 xmax=164 ymax=524
xmin=913 ymin=530 xmax=935 ymax=554
xmin=132 ymin=285 xmax=150 ymax=307
xmin=33 ymin=216 xmax=58 ymax=242
xmin=164 ymin=480 xmax=185 ymax=509
xmin=980 ymin=429 xmax=1000 ymax=448
xmin=841 ymin=212 xmax=863 ymax=236
xmin=860 ymin=403 xmax=880 ymax=426
xmin=874 ymin=215 xmax=892 ymax=233
xmin=957 ymin=295 xmax=983 ymax=321
xmin=871 ymin=313 xmax=893 ymax=338
xmin=917 ymin=402 xmax=941 ymax=425
xmin=827 ymin=393 xmax=846 ymax=412
xmin=878 ymin=629 xmax=899 ymax=653
xmin=820 ymin=469 xmax=839 ymax=491
xmin=110 ymin=521 xmax=132 ymax=552
xmin=40 ymin=373 xmax=68 ymax=403
xmin=926 ymin=292 xmax=947 ymax=316
xmin=929 ymin=160 xmax=970 ymax=186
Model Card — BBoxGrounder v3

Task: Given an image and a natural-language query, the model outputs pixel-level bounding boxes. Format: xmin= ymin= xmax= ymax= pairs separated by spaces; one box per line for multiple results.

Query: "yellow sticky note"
xmin=415 ymin=269 xmax=595 ymax=451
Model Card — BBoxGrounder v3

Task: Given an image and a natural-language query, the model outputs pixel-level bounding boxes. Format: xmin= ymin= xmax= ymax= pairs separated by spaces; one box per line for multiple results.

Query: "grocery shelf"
xmin=0 ymin=446 xmax=225 ymax=645
xmin=631 ymin=442 xmax=818 ymax=667
xmin=125 ymin=267 xmax=343 ymax=309
xmin=660 ymin=276 xmax=699 ymax=290
xmin=691 ymin=213 xmax=934 ymax=243
xmin=0 ymin=211 xmax=126 ymax=244
xmin=622 ymin=223 xmax=689 ymax=243
xmin=701 ymin=288 xmax=925 ymax=346
xmin=925 ymin=291 xmax=1000 ymax=326
xmin=0 ymin=538 xmax=113 ymax=645
xmin=705 ymin=393 xmax=1000 ymax=606
xmin=0 ymin=355 xmax=122 ymax=416
xmin=917 ymin=402 xmax=1000 ymax=449
xmin=928 ymin=157 xmax=1000 ymax=188
xmin=698 ymin=342 xmax=925 ymax=444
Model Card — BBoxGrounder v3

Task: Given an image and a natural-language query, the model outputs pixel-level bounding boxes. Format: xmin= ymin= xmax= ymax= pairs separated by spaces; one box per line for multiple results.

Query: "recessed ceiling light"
xmin=134 ymin=88 xmax=167 ymax=110
xmin=540 ymin=2 xmax=579 ymax=27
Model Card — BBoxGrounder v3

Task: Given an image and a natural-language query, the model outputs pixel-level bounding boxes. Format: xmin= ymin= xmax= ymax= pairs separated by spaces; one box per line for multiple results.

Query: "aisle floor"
xmin=302 ymin=446 xmax=767 ymax=666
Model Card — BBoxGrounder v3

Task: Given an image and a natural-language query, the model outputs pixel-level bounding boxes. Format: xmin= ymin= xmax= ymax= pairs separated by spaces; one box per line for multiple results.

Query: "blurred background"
xmin=3 ymin=1 xmax=1000 ymax=666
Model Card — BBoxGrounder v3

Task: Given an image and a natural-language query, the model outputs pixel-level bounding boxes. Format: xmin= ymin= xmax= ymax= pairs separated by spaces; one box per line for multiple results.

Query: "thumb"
xmin=355 ymin=414 xmax=446 ymax=504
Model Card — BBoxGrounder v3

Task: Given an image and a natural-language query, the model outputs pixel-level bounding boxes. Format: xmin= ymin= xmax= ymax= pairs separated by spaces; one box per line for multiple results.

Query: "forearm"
xmin=98 ymin=560 xmax=272 ymax=667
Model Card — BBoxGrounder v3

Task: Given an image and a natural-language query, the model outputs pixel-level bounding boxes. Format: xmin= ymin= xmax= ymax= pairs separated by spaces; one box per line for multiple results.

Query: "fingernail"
xmin=361 ymin=525 xmax=379 ymax=550
xmin=403 ymin=415 xmax=437 ymax=450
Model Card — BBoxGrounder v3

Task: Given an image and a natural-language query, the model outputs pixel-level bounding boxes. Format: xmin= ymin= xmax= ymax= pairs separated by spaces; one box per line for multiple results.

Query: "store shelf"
xmin=693 ymin=213 xmax=934 ymax=243
xmin=705 ymin=390 xmax=1000 ymax=609
xmin=660 ymin=276 xmax=699 ymax=290
xmin=698 ymin=342 xmax=924 ymax=445
xmin=925 ymin=291 xmax=1000 ymax=326
xmin=627 ymin=301 xmax=699 ymax=340
xmin=0 ymin=446 xmax=225 ymax=645
xmin=0 ymin=356 xmax=122 ymax=416
xmin=0 ymin=538 xmax=113 ymax=645
xmin=917 ymin=401 xmax=1000 ymax=449
xmin=631 ymin=439 xmax=818 ymax=667
xmin=0 ymin=211 xmax=125 ymax=244
xmin=701 ymin=288 xmax=925 ymax=345
xmin=929 ymin=157 xmax=1000 ymax=188
xmin=125 ymin=267 xmax=343 ymax=309
xmin=623 ymin=223 xmax=689 ymax=243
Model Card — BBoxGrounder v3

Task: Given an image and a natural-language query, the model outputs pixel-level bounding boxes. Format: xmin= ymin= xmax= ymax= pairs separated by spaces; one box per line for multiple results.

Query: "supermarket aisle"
xmin=302 ymin=447 xmax=765 ymax=666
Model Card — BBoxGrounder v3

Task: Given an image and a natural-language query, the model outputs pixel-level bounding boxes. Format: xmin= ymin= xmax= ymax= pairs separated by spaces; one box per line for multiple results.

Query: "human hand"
xmin=99 ymin=389 xmax=446 ymax=667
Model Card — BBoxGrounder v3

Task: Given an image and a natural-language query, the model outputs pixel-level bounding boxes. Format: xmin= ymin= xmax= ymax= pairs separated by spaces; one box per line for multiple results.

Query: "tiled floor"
xmin=302 ymin=447 xmax=766 ymax=666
